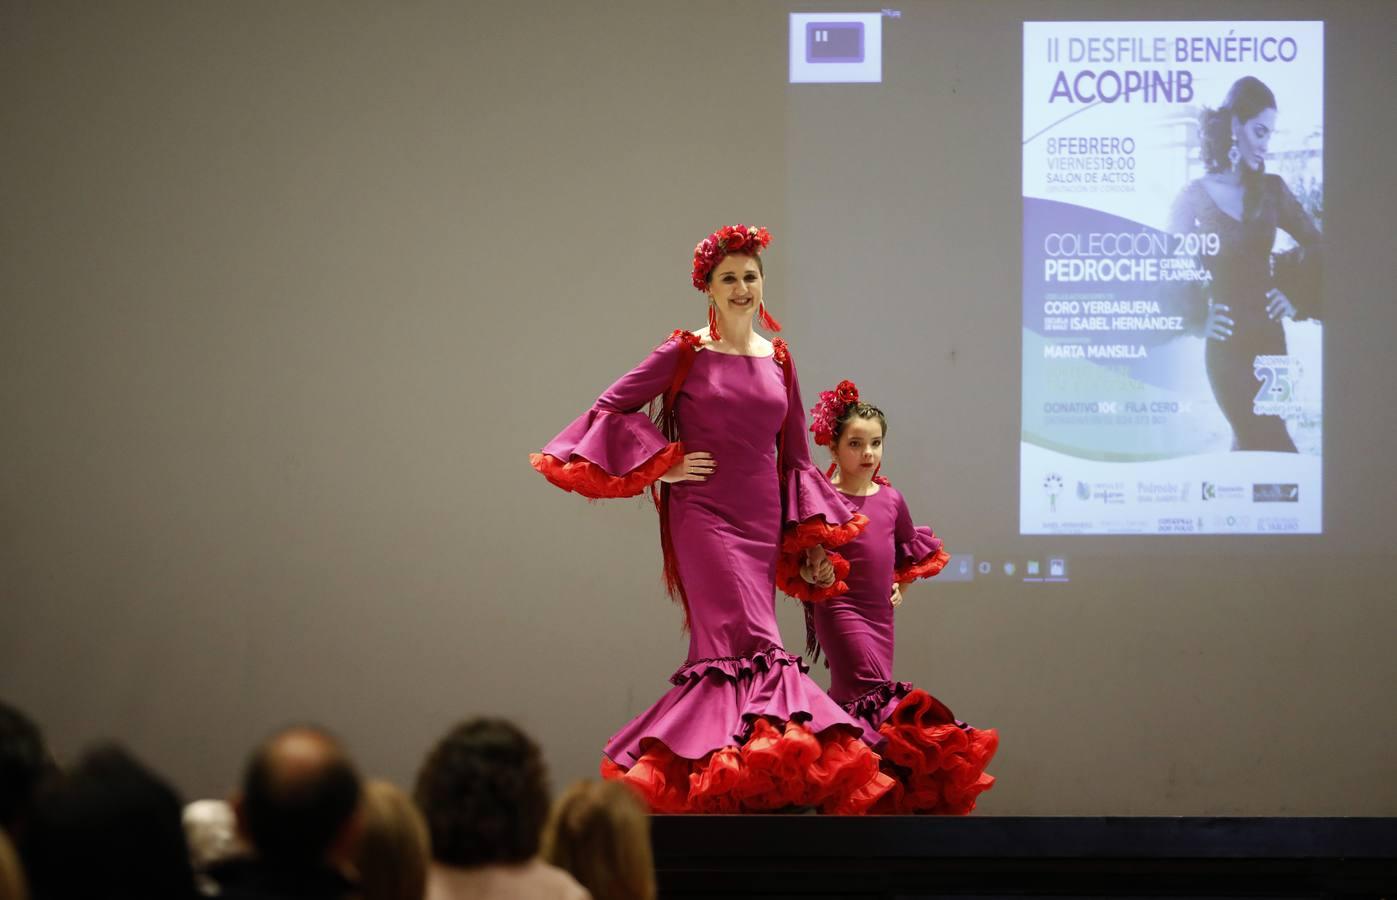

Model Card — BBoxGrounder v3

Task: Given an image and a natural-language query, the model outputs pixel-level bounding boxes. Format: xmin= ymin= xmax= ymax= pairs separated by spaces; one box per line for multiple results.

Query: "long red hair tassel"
xmin=758 ymin=302 xmax=782 ymax=332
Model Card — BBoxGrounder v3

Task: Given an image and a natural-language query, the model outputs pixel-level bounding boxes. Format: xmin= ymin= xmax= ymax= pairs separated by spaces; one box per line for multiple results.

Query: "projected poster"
xmin=1022 ymin=22 xmax=1323 ymax=535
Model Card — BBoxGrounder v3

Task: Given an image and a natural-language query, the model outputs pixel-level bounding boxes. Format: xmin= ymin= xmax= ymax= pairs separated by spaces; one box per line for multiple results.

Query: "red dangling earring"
xmin=708 ymin=302 xmax=721 ymax=342
xmin=825 ymin=461 xmax=837 ymax=479
xmin=758 ymin=302 xmax=782 ymax=333
xmin=873 ymin=462 xmax=882 ymax=479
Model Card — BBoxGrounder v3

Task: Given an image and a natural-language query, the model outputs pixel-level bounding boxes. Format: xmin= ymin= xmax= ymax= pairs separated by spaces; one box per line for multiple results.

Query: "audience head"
xmin=0 ymin=701 xmax=53 ymax=842
xmin=182 ymin=798 xmax=246 ymax=878
xmin=414 ymin=718 xmax=550 ymax=868
xmin=235 ymin=725 xmax=362 ymax=869
xmin=543 ymin=779 xmax=655 ymax=900
xmin=24 ymin=744 xmax=197 ymax=900
xmin=354 ymin=780 xmax=430 ymax=900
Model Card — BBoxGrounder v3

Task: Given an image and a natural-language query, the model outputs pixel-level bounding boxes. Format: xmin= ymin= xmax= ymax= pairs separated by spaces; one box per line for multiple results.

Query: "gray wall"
xmin=3 ymin=0 xmax=1394 ymax=815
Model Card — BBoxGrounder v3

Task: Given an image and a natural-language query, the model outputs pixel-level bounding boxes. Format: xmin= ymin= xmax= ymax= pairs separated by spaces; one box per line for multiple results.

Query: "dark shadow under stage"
xmin=651 ymin=816 xmax=1397 ymax=899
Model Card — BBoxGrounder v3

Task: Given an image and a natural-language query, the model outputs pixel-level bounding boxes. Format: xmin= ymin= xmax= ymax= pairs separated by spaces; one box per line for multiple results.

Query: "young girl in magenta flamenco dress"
xmin=779 ymin=381 xmax=998 ymax=814
xmin=529 ymin=226 xmax=895 ymax=814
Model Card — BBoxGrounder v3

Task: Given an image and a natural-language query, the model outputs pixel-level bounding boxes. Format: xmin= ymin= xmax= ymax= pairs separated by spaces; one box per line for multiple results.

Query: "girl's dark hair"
xmin=1200 ymin=76 xmax=1277 ymax=175
xmin=414 ymin=718 xmax=550 ymax=867
xmin=831 ymin=402 xmax=887 ymax=445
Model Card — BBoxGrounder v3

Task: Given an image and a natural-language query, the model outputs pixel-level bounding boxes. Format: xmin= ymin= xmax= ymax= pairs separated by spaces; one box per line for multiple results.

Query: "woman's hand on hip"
xmin=660 ymin=451 xmax=715 ymax=484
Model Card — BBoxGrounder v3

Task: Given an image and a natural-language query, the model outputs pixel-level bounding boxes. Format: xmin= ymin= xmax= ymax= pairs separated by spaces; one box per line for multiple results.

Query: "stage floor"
xmin=651 ymin=816 xmax=1397 ymax=899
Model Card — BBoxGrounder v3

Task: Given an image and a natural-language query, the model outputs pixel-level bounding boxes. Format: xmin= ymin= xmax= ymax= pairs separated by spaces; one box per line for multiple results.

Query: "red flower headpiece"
xmin=810 ymin=379 xmax=860 ymax=446
xmin=691 ymin=223 xmax=772 ymax=291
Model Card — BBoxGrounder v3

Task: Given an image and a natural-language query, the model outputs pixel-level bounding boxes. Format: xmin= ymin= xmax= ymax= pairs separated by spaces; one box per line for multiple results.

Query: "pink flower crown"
xmin=810 ymin=379 xmax=860 ymax=446
xmin=691 ymin=224 xmax=772 ymax=291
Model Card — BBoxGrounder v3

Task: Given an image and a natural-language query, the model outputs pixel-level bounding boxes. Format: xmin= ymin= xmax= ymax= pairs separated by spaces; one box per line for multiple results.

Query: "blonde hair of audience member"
xmin=183 ymin=799 xmax=246 ymax=870
xmin=0 ymin=829 xmax=27 ymax=900
xmin=542 ymin=780 xmax=655 ymax=900
xmin=355 ymin=780 xmax=430 ymax=900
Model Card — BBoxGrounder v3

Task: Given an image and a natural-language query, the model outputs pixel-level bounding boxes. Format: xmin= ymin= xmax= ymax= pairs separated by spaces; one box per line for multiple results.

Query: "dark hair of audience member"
xmin=0 ymin=701 xmax=54 ymax=842
xmin=543 ymin=779 xmax=656 ymax=900
xmin=239 ymin=725 xmax=362 ymax=867
xmin=355 ymin=780 xmax=430 ymax=900
xmin=23 ymin=744 xmax=197 ymax=900
xmin=414 ymin=718 xmax=550 ymax=867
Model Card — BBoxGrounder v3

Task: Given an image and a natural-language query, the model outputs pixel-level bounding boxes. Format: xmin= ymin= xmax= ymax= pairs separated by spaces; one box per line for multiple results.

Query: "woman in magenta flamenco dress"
xmin=783 ymin=381 xmax=998 ymax=814
xmin=529 ymin=225 xmax=893 ymax=814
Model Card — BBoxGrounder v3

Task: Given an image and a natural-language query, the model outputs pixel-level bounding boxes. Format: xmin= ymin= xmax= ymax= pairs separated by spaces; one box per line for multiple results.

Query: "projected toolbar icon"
xmin=789 ymin=13 xmax=883 ymax=83
xmin=806 ymin=22 xmax=864 ymax=63
xmin=934 ymin=554 xmax=973 ymax=582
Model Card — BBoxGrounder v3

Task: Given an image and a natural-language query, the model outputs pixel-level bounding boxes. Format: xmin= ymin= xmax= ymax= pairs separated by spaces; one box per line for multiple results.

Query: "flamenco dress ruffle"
xmin=529 ymin=405 xmax=683 ymax=499
xmin=601 ymin=646 xmax=894 ymax=814
xmin=865 ymin=689 xmax=998 ymax=815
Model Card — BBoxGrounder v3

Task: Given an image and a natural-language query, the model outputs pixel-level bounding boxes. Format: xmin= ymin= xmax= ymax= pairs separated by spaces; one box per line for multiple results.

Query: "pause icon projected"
xmin=805 ymin=22 xmax=865 ymax=63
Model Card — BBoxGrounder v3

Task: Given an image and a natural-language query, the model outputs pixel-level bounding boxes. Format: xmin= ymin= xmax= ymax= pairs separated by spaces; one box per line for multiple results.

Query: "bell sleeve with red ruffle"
xmin=892 ymin=491 xmax=950 ymax=584
xmin=774 ymin=548 xmax=851 ymax=604
xmin=775 ymin=345 xmax=867 ymax=554
xmin=529 ymin=338 xmax=687 ymax=499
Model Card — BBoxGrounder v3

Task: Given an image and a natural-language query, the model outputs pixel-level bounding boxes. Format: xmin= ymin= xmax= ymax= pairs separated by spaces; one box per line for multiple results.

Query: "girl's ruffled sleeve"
xmin=892 ymin=490 xmax=950 ymax=583
xmin=528 ymin=336 xmax=690 ymax=499
xmin=774 ymin=342 xmax=867 ymax=555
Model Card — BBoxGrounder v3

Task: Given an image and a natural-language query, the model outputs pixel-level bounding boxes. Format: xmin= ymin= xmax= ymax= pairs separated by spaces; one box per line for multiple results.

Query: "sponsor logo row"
xmin=1044 ymin=475 xmax=1300 ymax=508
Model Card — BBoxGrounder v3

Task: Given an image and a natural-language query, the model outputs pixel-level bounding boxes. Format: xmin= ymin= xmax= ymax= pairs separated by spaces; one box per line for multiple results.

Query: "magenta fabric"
xmin=536 ymin=340 xmax=874 ymax=767
xmin=540 ymin=341 xmax=680 ymax=476
xmin=810 ymin=484 xmax=944 ymax=733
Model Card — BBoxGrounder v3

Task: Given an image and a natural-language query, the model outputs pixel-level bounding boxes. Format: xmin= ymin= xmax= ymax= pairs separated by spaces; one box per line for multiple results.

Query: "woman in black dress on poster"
xmin=1169 ymin=76 xmax=1322 ymax=452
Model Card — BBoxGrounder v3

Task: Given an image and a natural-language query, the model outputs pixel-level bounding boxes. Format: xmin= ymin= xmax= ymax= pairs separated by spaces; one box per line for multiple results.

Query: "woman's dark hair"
xmin=414 ymin=718 xmax=550 ymax=867
xmin=24 ymin=744 xmax=197 ymax=900
xmin=1200 ymin=76 xmax=1277 ymax=175
xmin=831 ymin=401 xmax=887 ymax=445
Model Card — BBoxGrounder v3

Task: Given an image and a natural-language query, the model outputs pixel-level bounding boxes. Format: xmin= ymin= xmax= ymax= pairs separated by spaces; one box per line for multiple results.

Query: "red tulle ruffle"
xmin=775 ymin=551 xmax=850 ymax=602
xmin=781 ymin=513 xmax=869 ymax=554
xmin=894 ymin=547 xmax=952 ymax=584
xmin=529 ymin=443 xmax=685 ymax=499
xmin=871 ymin=689 xmax=998 ymax=815
xmin=602 ymin=718 xmax=895 ymax=815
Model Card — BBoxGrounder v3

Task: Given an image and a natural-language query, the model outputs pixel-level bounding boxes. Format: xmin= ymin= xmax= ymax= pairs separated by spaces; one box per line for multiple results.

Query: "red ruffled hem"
xmin=529 ymin=443 xmax=685 ymax=499
xmin=870 ymin=690 xmax=998 ymax=815
xmin=781 ymin=513 xmax=869 ymax=554
xmin=894 ymin=547 xmax=952 ymax=584
xmin=775 ymin=551 xmax=850 ymax=602
xmin=602 ymin=718 xmax=895 ymax=815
